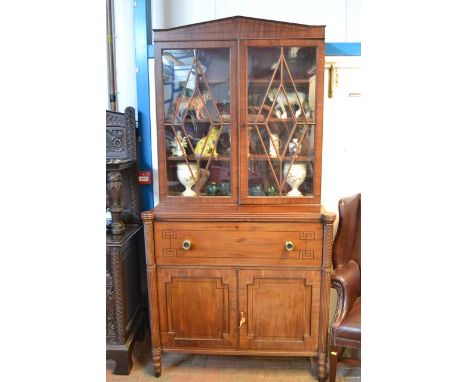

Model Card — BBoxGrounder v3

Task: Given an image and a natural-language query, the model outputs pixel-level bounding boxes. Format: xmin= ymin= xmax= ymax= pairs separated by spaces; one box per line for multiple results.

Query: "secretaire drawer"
xmin=154 ymin=222 xmax=323 ymax=266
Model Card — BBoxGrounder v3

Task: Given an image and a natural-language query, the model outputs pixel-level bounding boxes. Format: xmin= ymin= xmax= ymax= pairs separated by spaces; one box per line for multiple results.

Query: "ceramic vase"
xmin=283 ymin=162 xmax=306 ymax=196
xmin=206 ymin=182 xmax=217 ymax=196
xmin=217 ymin=181 xmax=231 ymax=196
xmin=288 ymin=138 xmax=302 ymax=156
xmin=266 ymin=185 xmax=277 ymax=196
xmin=269 ymin=134 xmax=282 ymax=158
xmin=177 ymin=162 xmax=199 ymax=196
xmin=171 ymin=131 xmax=187 ymax=156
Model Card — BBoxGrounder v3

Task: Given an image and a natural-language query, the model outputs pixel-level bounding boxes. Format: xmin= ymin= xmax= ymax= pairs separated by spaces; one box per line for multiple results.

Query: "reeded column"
xmin=142 ymin=211 xmax=162 ymax=377
xmin=317 ymin=212 xmax=336 ymax=380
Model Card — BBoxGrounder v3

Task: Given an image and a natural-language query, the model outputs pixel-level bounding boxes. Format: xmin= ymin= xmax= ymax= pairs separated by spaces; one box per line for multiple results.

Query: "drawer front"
xmin=155 ymin=222 xmax=322 ymax=266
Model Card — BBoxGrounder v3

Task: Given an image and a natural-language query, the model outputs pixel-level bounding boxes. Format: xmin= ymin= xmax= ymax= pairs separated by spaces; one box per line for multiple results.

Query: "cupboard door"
xmin=239 ymin=269 xmax=321 ymax=352
xmin=239 ymin=40 xmax=325 ymax=204
xmin=155 ymin=41 xmax=238 ymax=203
xmin=157 ymin=268 xmax=237 ymax=349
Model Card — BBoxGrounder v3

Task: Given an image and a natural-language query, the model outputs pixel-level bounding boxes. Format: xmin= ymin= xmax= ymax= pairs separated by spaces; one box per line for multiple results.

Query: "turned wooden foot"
xmin=329 ymin=345 xmax=341 ymax=382
xmin=110 ymin=349 xmax=133 ymax=375
xmin=152 ymin=347 xmax=162 ymax=377
xmin=310 ymin=356 xmax=323 ymax=382
xmin=318 ymin=351 xmax=327 ymax=380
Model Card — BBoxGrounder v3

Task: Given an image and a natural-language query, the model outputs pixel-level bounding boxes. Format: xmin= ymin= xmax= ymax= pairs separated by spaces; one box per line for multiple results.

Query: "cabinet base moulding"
xmin=161 ymin=348 xmax=319 ymax=357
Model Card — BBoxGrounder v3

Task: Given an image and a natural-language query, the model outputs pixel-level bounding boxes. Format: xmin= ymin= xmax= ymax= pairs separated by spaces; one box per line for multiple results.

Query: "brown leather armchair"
xmin=329 ymin=193 xmax=361 ymax=382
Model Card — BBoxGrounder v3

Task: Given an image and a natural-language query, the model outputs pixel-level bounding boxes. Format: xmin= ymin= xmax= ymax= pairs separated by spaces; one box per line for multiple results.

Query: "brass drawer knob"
xmin=284 ymin=240 xmax=295 ymax=251
xmin=182 ymin=240 xmax=192 ymax=250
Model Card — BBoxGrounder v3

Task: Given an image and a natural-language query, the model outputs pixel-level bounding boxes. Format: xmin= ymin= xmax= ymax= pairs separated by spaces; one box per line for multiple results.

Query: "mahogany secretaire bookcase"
xmin=141 ymin=16 xmax=335 ymax=380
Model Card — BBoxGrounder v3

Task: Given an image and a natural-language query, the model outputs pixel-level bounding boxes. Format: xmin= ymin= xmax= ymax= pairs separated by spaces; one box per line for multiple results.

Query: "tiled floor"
xmin=107 ymin=334 xmax=360 ymax=382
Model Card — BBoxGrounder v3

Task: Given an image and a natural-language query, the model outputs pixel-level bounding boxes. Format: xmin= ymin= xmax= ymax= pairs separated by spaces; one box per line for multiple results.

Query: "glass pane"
xmin=163 ymin=48 xmax=231 ymax=197
xmin=247 ymin=46 xmax=316 ymax=197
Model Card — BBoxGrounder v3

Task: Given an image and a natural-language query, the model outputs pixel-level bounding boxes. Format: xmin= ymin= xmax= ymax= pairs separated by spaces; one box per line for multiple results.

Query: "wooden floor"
xmin=107 ymin=333 xmax=360 ymax=382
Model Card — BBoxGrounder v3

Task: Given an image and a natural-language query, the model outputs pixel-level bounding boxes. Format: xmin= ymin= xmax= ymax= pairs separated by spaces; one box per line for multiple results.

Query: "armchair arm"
xmin=331 ymin=260 xmax=361 ymax=328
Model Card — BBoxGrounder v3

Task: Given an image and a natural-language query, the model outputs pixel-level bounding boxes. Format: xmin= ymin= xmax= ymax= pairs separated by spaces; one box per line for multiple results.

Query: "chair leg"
xmin=329 ymin=345 xmax=341 ymax=382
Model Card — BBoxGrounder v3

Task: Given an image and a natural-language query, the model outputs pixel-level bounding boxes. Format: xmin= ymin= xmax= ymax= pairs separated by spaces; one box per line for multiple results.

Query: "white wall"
xmin=322 ymin=57 xmax=362 ymax=214
xmin=112 ymin=0 xmax=138 ymax=112
xmin=152 ymin=0 xmax=360 ymax=42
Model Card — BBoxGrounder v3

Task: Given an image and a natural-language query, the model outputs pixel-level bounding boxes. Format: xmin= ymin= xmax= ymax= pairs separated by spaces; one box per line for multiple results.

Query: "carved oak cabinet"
xmin=142 ymin=16 xmax=335 ymax=380
xmin=106 ymin=107 xmax=145 ymax=374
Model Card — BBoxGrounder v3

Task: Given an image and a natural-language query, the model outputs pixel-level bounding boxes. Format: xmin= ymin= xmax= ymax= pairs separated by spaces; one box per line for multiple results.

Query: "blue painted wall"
xmin=135 ymin=0 xmax=154 ymax=210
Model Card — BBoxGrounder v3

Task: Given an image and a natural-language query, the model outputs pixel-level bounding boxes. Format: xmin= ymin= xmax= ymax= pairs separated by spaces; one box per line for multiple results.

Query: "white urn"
xmin=177 ymin=162 xmax=199 ymax=196
xmin=283 ymin=162 xmax=307 ymax=196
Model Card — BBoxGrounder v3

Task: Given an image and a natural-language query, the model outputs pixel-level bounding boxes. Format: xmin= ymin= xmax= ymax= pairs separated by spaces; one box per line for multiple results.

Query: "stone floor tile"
xmin=106 ymin=373 xmax=140 ymax=382
xmin=291 ymin=357 xmax=314 ymax=369
xmin=205 ymin=355 xmax=238 ymax=367
xmin=339 ymin=366 xmax=361 ymax=378
xmin=170 ymin=374 xmax=205 ymax=382
xmin=107 ymin=340 xmax=361 ymax=382
xmin=263 ymin=357 xmax=301 ymax=369
xmin=203 ymin=367 xmax=240 ymax=382
xmin=227 ymin=356 xmax=265 ymax=368
xmin=138 ymin=372 xmax=172 ymax=382
xmin=212 ymin=367 xmax=266 ymax=382
xmin=189 ymin=354 xmax=208 ymax=366
xmin=263 ymin=367 xmax=318 ymax=382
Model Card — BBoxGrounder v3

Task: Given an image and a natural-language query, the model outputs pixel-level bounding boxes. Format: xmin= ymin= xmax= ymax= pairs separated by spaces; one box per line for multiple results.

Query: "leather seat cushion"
xmin=334 ymin=297 xmax=361 ymax=342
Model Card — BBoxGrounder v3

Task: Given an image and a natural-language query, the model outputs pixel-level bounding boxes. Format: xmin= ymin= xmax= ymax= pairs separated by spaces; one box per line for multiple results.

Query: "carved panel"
xmin=106 ymin=110 xmax=126 ymax=126
xmin=109 ymin=246 xmax=126 ymax=343
xmin=124 ymin=106 xmax=137 ymax=161
xmin=120 ymin=167 xmax=140 ymax=223
xmin=106 ymin=272 xmax=117 ymax=343
xmin=106 ymin=107 xmax=137 ymax=161
xmin=106 ymin=128 xmax=128 ymax=157
xmin=106 ymin=246 xmax=117 ymax=343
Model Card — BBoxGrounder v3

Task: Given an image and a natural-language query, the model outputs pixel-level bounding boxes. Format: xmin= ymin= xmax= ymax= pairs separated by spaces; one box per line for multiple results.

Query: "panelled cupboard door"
xmin=157 ymin=268 xmax=237 ymax=349
xmin=239 ymin=269 xmax=320 ymax=352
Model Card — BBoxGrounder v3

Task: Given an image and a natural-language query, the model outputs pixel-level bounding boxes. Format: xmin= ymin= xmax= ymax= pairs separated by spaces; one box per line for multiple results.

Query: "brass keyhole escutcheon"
xmin=239 ymin=311 xmax=246 ymax=328
xmin=182 ymin=240 xmax=192 ymax=250
xmin=285 ymin=240 xmax=295 ymax=251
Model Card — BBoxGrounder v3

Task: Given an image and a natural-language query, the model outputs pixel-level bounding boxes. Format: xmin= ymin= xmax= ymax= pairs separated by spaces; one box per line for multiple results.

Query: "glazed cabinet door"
xmin=239 ymin=269 xmax=321 ymax=352
xmin=157 ymin=268 xmax=238 ymax=349
xmin=155 ymin=41 xmax=238 ymax=203
xmin=239 ymin=40 xmax=324 ymax=204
